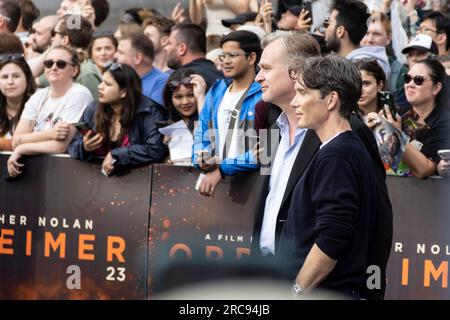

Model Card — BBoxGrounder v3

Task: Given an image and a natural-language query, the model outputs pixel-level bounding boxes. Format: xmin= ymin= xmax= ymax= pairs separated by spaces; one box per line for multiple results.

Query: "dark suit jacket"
xmin=251 ymin=109 xmax=393 ymax=300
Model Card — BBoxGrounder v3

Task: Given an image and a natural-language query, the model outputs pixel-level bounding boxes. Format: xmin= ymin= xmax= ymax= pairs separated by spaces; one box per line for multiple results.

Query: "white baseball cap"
xmin=402 ymin=34 xmax=439 ymax=55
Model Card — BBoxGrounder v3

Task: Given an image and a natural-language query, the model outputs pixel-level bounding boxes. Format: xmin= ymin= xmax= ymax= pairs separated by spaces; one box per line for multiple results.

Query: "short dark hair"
xmin=19 ymin=0 xmax=39 ymax=31
xmin=91 ymin=0 xmax=109 ymax=27
xmin=122 ymin=32 xmax=154 ymax=60
xmin=171 ymin=22 xmax=206 ymax=55
xmin=291 ymin=54 xmax=363 ymax=119
xmin=0 ymin=0 xmax=21 ymax=32
xmin=332 ymin=0 xmax=370 ymax=46
xmin=0 ymin=32 xmax=24 ymax=54
xmin=422 ymin=11 xmax=450 ymax=51
xmin=220 ymin=30 xmax=262 ymax=65
xmin=59 ymin=14 xmax=93 ymax=49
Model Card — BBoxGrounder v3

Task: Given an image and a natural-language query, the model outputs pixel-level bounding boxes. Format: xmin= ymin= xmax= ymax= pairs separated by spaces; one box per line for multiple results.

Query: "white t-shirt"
xmin=21 ymin=83 xmax=93 ymax=132
xmin=217 ymin=86 xmax=246 ymax=159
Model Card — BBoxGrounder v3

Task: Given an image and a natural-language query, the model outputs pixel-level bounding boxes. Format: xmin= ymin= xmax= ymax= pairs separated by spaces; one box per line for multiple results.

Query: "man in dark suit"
xmin=252 ymin=31 xmax=393 ymax=299
xmin=252 ymin=31 xmax=322 ymax=258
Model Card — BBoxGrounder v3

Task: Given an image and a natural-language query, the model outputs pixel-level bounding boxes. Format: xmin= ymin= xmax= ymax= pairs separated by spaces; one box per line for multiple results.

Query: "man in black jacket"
xmin=252 ymin=31 xmax=392 ymax=300
xmin=280 ymin=55 xmax=377 ymax=299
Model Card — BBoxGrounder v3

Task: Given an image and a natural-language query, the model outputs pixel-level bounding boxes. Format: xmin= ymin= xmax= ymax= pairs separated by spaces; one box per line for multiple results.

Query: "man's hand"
xmin=196 ymin=150 xmax=219 ymax=172
xmin=198 ymin=168 xmax=222 ymax=197
xmin=83 ymin=130 xmax=104 ymax=152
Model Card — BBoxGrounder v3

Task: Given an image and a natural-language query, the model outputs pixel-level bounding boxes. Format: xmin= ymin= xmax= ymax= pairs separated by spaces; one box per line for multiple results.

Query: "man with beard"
xmin=193 ymin=30 xmax=261 ymax=196
xmin=164 ymin=22 xmax=223 ymax=90
xmin=324 ymin=0 xmax=391 ymax=79
xmin=27 ymin=15 xmax=59 ymax=54
xmin=143 ymin=15 xmax=174 ymax=73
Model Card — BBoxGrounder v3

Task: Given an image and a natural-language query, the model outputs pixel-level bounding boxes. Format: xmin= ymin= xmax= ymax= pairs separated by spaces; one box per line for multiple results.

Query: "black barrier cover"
xmin=0 ymin=153 xmax=150 ymax=299
xmin=148 ymin=164 xmax=261 ymax=297
xmin=1 ymin=154 xmax=450 ymax=299
xmin=385 ymin=176 xmax=450 ymax=299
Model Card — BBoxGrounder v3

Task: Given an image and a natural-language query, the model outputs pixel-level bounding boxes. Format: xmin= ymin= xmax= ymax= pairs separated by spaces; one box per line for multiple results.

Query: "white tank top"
xmin=205 ymin=0 xmax=235 ymax=36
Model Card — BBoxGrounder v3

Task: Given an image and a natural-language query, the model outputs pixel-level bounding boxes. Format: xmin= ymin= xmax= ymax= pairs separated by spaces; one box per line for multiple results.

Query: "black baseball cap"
xmin=222 ymin=12 xmax=257 ymax=28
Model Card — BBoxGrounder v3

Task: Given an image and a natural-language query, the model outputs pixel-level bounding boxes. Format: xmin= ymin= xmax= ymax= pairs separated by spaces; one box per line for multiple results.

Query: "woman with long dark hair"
xmin=162 ymin=68 xmax=206 ymax=132
xmin=378 ymin=59 xmax=450 ymax=178
xmin=68 ymin=63 xmax=167 ymax=175
xmin=0 ymin=53 xmax=36 ymax=150
xmin=354 ymin=59 xmax=386 ymax=116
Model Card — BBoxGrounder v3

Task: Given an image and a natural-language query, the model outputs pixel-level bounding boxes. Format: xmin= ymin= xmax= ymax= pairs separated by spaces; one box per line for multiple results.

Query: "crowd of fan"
xmin=0 ymin=0 xmax=449 ymax=181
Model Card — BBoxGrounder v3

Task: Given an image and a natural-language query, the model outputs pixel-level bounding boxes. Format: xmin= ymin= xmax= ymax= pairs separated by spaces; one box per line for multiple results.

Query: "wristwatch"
xmin=291 ymin=282 xmax=303 ymax=297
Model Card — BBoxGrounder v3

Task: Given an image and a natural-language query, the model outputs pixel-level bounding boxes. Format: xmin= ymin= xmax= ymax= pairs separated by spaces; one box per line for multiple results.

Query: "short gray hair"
xmin=261 ymin=30 xmax=320 ymax=65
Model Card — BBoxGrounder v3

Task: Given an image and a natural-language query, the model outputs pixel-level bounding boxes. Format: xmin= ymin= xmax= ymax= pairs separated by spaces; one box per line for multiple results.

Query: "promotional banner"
xmin=385 ymin=176 xmax=450 ymax=299
xmin=148 ymin=165 xmax=260 ymax=297
xmin=2 ymin=155 xmax=450 ymax=299
xmin=0 ymin=154 xmax=151 ymax=299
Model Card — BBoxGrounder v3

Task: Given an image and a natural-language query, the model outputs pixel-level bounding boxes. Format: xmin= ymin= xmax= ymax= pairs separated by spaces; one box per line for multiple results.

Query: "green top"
xmin=38 ymin=59 xmax=101 ymax=101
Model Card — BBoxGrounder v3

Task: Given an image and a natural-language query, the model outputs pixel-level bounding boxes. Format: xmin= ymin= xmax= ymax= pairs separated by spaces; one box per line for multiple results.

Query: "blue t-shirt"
xmin=141 ymin=67 xmax=169 ymax=107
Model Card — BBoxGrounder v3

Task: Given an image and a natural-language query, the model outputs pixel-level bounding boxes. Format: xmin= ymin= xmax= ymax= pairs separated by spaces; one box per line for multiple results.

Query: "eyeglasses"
xmin=51 ymin=30 xmax=65 ymax=38
xmin=403 ymin=74 xmax=431 ymax=86
xmin=103 ymin=61 xmax=123 ymax=71
xmin=218 ymin=52 xmax=248 ymax=62
xmin=418 ymin=26 xmax=438 ymax=34
xmin=0 ymin=53 xmax=25 ymax=63
xmin=323 ymin=19 xmax=330 ymax=29
xmin=168 ymin=77 xmax=193 ymax=90
xmin=43 ymin=59 xmax=75 ymax=69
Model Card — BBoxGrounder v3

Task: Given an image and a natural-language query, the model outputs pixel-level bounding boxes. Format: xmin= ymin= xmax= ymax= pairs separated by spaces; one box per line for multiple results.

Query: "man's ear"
xmin=247 ymin=52 xmax=257 ymax=66
xmin=336 ymin=25 xmax=345 ymax=39
xmin=160 ymin=35 xmax=169 ymax=47
xmin=436 ymin=33 xmax=447 ymax=49
xmin=62 ymin=35 xmax=70 ymax=46
xmin=327 ymin=91 xmax=339 ymax=111
xmin=177 ymin=42 xmax=188 ymax=56
xmin=134 ymin=52 xmax=143 ymax=65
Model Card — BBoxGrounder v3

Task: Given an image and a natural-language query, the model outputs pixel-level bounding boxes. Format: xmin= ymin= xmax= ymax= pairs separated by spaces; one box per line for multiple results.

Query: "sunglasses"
xmin=43 ymin=59 xmax=74 ymax=69
xmin=103 ymin=61 xmax=123 ymax=71
xmin=168 ymin=77 xmax=193 ymax=90
xmin=51 ymin=30 xmax=65 ymax=38
xmin=403 ymin=74 xmax=431 ymax=86
xmin=0 ymin=53 xmax=25 ymax=63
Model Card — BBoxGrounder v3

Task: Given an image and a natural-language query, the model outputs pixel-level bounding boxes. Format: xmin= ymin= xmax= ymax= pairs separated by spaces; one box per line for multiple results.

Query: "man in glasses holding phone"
xmin=193 ymin=30 xmax=262 ymax=197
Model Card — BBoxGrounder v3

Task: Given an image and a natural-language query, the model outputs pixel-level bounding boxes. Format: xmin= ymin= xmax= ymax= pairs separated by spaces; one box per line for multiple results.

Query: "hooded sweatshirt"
xmin=346 ymin=45 xmax=391 ymax=79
